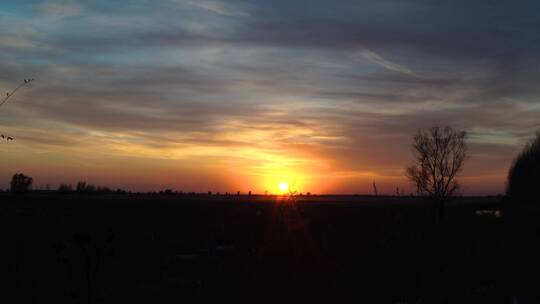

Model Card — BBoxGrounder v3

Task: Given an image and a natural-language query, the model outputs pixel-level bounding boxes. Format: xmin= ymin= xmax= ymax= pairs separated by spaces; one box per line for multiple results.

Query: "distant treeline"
xmin=1 ymin=180 xmax=314 ymax=196
xmin=58 ymin=182 xmax=128 ymax=194
xmin=5 ymin=173 xmax=319 ymax=196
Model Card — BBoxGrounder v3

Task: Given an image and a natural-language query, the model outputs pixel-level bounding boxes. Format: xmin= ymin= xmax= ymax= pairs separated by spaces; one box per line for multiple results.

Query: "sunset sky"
xmin=1 ymin=0 xmax=539 ymax=194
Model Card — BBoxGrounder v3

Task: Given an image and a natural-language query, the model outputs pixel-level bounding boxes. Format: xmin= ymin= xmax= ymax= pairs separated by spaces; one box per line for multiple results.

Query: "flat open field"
xmin=2 ymin=193 xmax=537 ymax=302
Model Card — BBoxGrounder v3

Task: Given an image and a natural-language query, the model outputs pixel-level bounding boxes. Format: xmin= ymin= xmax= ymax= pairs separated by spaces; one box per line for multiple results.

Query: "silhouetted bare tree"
xmin=10 ymin=173 xmax=33 ymax=194
xmin=406 ymin=126 xmax=467 ymax=220
xmin=507 ymin=131 xmax=540 ymax=204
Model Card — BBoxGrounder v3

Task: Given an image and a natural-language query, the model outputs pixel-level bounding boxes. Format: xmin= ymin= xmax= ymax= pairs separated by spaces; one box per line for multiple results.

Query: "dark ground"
xmin=2 ymin=193 xmax=539 ymax=303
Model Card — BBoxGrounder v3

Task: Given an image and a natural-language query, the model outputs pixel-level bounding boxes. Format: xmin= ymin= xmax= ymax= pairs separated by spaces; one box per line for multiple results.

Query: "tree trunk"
xmin=437 ymin=199 xmax=446 ymax=222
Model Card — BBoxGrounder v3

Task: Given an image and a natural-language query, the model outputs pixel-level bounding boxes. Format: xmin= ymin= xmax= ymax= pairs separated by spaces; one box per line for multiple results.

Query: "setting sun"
xmin=278 ymin=182 xmax=289 ymax=193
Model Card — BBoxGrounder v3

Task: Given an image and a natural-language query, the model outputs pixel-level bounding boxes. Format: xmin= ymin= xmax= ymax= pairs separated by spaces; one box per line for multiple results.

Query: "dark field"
xmin=3 ymin=193 xmax=539 ymax=302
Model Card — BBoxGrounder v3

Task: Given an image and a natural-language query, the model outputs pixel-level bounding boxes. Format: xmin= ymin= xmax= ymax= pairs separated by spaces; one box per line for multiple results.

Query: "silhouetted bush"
xmin=159 ymin=189 xmax=173 ymax=195
xmin=76 ymin=181 xmax=86 ymax=193
xmin=76 ymin=181 xmax=108 ymax=194
xmin=96 ymin=186 xmax=111 ymax=193
xmin=59 ymin=183 xmax=121 ymax=194
xmin=507 ymin=132 xmax=540 ymax=204
xmin=57 ymin=184 xmax=73 ymax=193
xmin=10 ymin=173 xmax=33 ymax=194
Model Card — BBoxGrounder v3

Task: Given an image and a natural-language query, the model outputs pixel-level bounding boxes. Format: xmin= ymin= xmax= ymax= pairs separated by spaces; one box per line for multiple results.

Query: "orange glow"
xmin=0 ymin=114 xmax=505 ymax=195
xmin=258 ymin=167 xmax=305 ymax=195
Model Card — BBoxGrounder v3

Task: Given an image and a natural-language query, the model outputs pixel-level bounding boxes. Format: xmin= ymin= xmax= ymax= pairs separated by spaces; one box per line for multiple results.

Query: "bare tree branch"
xmin=0 ymin=78 xmax=35 ymax=109
xmin=0 ymin=78 xmax=35 ymax=141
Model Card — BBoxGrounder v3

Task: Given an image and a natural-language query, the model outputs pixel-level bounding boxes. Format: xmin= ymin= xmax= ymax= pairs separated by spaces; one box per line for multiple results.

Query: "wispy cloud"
xmin=360 ymin=49 xmax=420 ymax=77
xmin=185 ymin=0 xmax=249 ymax=17
xmin=0 ymin=35 xmax=36 ymax=50
xmin=36 ymin=1 xmax=83 ymax=19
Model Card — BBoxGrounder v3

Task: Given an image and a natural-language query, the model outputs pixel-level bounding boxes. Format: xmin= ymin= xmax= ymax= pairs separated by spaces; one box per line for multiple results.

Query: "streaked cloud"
xmin=0 ymin=0 xmax=539 ymax=194
xmin=36 ymin=1 xmax=83 ymax=18
xmin=185 ymin=0 xmax=249 ymax=17
xmin=360 ymin=49 xmax=419 ymax=77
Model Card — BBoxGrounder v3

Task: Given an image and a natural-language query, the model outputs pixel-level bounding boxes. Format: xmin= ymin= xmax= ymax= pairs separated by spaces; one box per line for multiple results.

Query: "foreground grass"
xmin=2 ymin=193 xmax=536 ymax=302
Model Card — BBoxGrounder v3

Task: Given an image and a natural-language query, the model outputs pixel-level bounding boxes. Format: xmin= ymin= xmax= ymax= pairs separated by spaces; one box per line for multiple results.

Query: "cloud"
xmin=0 ymin=35 xmax=36 ymax=50
xmin=36 ymin=1 xmax=83 ymax=19
xmin=0 ymin=15 xmax=43 ymax=52
xmin=360 ymin=49 xmax=420 ymax=77
xmin=186 ymin=0 xmax=249 ymax=17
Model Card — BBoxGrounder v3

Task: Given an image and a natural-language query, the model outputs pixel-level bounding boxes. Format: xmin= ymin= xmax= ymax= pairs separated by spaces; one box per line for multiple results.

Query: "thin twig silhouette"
xmin=0 ymin=78 xmax=35 ymax=141
xmin=0 ymin=78 xmax=35 ymax=109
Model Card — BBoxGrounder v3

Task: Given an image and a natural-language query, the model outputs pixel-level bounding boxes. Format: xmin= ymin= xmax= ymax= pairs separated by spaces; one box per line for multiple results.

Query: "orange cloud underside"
xmin=0 ymin=114 xmax=508 ymax=195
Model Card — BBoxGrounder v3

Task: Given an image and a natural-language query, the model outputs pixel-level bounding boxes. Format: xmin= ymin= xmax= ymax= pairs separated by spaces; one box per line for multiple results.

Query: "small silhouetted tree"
xmin=507 ymin=131 xmax=540 ymax=205
xmin=406 ymin=126 xmax=467 ymax=220
xmin=10 ymin=173 xmax=33 ymax=194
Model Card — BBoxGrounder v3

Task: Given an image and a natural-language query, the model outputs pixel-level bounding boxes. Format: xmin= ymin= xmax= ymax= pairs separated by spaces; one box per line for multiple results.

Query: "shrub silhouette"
xmin=159 ymin=189 xmax=173 ymax=195
xmin=507 ymin=132 xmax=540 ymax=204
xmin=76 ymin=181 xmax=96 ymax=193
xmin=58 ymin=184 xmax=73 ymax=193
xmin=10 ymin=173 xmax=33 ymax=194
xmin=96 ymin=186 xmax=111 ymax=193
xmin=75 ymin=181 xmax=115 ymax=194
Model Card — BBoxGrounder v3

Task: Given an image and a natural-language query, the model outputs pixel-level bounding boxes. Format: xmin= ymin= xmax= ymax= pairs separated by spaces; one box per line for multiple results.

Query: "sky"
xmin=1 ymin=0 xmax=539 ymax=194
